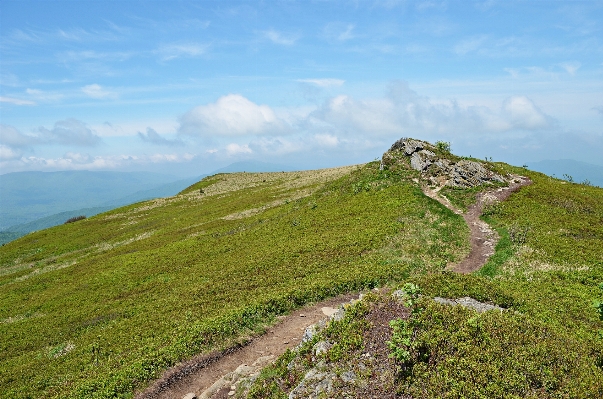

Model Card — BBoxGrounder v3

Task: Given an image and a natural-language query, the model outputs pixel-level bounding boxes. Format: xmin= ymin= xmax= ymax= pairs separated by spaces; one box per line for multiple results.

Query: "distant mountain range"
xmin=526 ymin=159 xmax=603 ymax=187
xmin=0 ymin=161 xmax=292 ymax=244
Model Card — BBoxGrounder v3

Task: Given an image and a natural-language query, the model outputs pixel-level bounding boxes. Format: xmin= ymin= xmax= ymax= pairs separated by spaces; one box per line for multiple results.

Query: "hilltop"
xmin=1 ymin=139 xmax=602 ymax=399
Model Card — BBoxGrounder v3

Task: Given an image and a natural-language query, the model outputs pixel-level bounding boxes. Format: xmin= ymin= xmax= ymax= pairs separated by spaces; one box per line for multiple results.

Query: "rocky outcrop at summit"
xmin=381 ymin=138 xmax=506 ymax=188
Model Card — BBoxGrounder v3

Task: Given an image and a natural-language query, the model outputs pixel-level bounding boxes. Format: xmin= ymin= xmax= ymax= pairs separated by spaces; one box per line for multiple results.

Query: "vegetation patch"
xmin=0 ymin=161 xmax=467 ymax=398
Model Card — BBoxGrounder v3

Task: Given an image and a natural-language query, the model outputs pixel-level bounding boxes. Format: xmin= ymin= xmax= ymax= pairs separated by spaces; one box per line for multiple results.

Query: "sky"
xmin=1 ymin=0 xmax=602 ymax=178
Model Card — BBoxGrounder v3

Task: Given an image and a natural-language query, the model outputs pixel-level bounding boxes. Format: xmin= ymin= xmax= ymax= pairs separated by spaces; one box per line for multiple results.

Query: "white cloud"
xmin=26 ymin=88 xmax=64 ymax=102
xmin=0 ymin=73 xmax=20 ymax=87
xmin=2 ymin=152 xmax=196 ymax=172
xmin=138 ymin=127 xmax=184 ymax=146
xmin=156 ymin=43 xmax=209 ymax=61
xmin=297 ymin=79 xmax=345 ymax=88
xmin=0 ymin=124 xmax=39 ymax=147
xmin=337 ymin=24 xmax=355 ymax=41
xmin=314 ymin=134 xmax=339 ymax=147
xmin=453 ymin=35 xmax=488 ymax=55
xmin=502 ymin=96 xmax=551 ymax=130
xmin=38 ymin=119 xmax=102 ymax=146
xmin=559 ymin=61 xmax=581 ymax=76
xmin=263 ymin=29 xmax=298 ymax=46
xmin=179 ymin=94 xmax=291 ymax=137
xmin=81 ymin=84 xmax=116 ymax=99
xmin=0 ymin=96 xmax=36 ymax=106
xmin=307 ymin=81 xmax=555 ymax=139
xmin=61 ymin=50 xmax=132 ymax=63
xmin=323 ymin=23 xmax=356 ymax=42
xmin=226 ymin=143 xmax=252 ymax=156
xmin=0 ymin=145 xmax=22 ymax=161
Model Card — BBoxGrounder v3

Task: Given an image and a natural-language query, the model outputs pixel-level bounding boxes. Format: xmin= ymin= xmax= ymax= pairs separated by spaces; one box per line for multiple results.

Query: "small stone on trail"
xmin=321 ymin=306 xmax=337 ymax=317
xmin=284 ymin=340 xmax=289 ymax=344
xmin=182 ymin=393 xmax=197 ymax=399
xmin=299 ymin=313 xmax=305 ymax=317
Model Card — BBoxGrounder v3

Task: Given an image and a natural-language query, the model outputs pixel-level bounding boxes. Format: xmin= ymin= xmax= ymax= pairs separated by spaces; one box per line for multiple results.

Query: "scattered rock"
xmin=341 ymin=370 xmax=356 ymax=383
xmin=382 ymin=138 xmax=506 ymax=188
xmin=330 ymin=307 xmax=345 ymax=322
xmin=288 ymin=368 xmax=337 ymax=399
xmin=312 ymin=340 xmax=332 ymax=356
xmin=433 ymin=296 xmax=504 ymax=313
xmin=182 ymin=393 xmax=197 ymax=399
xmin=321 ymin=306 xmax=337 ymax=317
xmin=198 ymin=356 xmax=274 ymax=399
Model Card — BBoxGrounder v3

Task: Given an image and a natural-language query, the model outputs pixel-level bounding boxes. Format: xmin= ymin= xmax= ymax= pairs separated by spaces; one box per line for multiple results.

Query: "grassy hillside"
xmin=248 ymin=163 xmax=603 ymax=398
xmin=0 ymin=162 xmax=469 ymax=398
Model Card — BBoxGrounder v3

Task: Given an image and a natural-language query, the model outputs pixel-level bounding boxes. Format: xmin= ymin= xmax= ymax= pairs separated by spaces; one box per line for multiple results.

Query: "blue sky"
xmin=1 ymin=0 xmax=602 ymax=177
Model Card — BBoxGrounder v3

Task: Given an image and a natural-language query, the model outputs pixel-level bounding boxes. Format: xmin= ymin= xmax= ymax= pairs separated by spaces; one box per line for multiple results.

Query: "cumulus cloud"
xmin=138 ymin=127 xmax=184 ymax=146
xmin=297 ymin=79 xmax=345 ymax=87
xmin=178 ymin=94 xmax=290 ymax=137
xmin=502 ymin=96 xmax=552 ymax=130
xmin=81 ymin=84 xmax=116 ymax=99
xmin=38 ymin=118 xmax=102 ymax=146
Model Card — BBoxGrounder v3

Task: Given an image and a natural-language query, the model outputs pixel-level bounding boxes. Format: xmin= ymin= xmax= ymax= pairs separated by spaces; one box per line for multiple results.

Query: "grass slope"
xmin=0 ymin=162 xmax=468 ymax=398
xmin=249 ymin=163 xmax=603 ymax=398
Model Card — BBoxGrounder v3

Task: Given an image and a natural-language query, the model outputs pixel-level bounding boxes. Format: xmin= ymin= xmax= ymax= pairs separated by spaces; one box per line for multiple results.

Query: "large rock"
xmin=382 ymin=138 xmax=506 ymax=188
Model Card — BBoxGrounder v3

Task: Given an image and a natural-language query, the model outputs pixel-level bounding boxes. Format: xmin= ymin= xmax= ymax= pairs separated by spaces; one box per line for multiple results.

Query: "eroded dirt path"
xmin=135 ymin=293 xmax=359 ymax=399
xmin=423 ymin=175 xmax=532 ymax=274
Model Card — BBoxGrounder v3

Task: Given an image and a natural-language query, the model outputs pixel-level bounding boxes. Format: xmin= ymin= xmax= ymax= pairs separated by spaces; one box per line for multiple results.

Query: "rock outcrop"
xmin=381 ymin=138 xmax=506 ymax=188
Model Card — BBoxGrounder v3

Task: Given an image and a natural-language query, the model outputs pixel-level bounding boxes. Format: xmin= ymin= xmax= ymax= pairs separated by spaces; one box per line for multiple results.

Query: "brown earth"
xmin=136 ymin=175 xmax=531 ymax=399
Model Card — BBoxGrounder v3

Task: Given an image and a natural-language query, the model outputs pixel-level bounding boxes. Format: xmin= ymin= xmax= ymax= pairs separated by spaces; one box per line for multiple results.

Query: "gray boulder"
xmin=383 ymin=138 xmax=506 ymax=188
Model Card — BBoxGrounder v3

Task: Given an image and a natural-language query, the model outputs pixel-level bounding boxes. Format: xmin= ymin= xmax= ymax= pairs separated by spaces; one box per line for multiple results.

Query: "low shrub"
xmin=64 ymin=215 xmax=86 ymax=224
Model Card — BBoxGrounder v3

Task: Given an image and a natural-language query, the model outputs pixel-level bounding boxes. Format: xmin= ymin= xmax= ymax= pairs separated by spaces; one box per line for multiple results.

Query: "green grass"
xmin=246 ymin=163 xmax=603 ymax=399
xmin=0 ymin=162 xmax=468 ymax=398
xmin=4 ymin=152 xmax=602 ymax=398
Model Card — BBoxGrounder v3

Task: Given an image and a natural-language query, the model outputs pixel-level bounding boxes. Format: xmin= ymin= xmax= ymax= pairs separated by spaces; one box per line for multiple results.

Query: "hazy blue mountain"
xmin=526 ymin=159 xmax=603 ymax=187
xmin=0 ymin=171 xmax=182 ymax=230
xmin=0 ymin=175 xmax=204 ymax=244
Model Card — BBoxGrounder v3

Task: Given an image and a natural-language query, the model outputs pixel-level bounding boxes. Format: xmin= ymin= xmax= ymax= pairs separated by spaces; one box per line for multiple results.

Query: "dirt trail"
xmin=423 ymin=175 xmax=532 ymax=274
xmin=137 ymin=176 xmax=531 ymax=399
xmin=135 ymin=293 xmax=359 ymax=399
